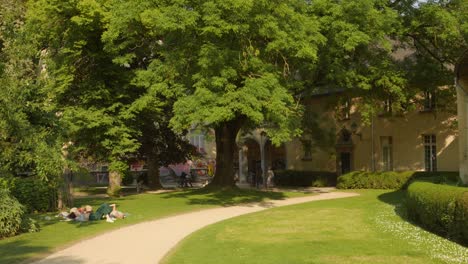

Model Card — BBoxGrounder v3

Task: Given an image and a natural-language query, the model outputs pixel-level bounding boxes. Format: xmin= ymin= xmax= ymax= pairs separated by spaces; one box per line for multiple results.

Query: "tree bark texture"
xmin=208 ymin=119 xmax=242 ymax=187
xmin=107 ymin=170 xmax=122 ymax=197
xmin=57 ymin=167 xmax=74 ymax=209
xmin=147 ymin=154 xmax=163 ymax=189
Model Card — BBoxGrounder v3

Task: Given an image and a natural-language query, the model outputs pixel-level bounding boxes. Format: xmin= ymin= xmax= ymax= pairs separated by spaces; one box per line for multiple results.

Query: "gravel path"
xmin=34 ymin=190 xmax=358 ymax=264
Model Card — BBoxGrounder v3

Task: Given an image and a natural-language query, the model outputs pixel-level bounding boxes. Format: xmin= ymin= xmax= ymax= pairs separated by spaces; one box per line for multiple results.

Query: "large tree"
xmin=22 ymin=0 xmax=142 ymax=196
xmin=21 ymin=0 xmax=196 ymax=194
xmin=104 ymin=0 xmax=326 ymax=187
xmin=0 ymin=0 xmax=67 ymax=206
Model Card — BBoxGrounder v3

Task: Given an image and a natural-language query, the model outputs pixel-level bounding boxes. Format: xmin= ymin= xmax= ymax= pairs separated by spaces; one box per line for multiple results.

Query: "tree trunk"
xmin=208 ymin=119 xmax=242 ymax=187
xmin=147 ymin=154 xmax=163 ymax=189
xmin=107 ymin=171 xmax=122 ymax=197
xmin=58 ymin=147 xmax=73 ymax=209
xmin=57 ymin=167 xmax=74 ymax=209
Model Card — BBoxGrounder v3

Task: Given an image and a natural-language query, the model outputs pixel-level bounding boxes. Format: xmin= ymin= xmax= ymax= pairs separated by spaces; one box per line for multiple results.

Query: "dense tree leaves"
xmin=0 ymin=0 xmax=64 ymax=181
xmin=1 ymin=0 xmax=466 ymax=191
xmin=104 ymin=0 xmax=326 ymax=186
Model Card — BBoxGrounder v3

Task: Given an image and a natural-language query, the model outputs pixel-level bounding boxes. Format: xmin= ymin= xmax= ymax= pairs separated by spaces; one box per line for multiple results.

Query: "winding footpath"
xmin=35 ymin=190 xmax=358 ymax=264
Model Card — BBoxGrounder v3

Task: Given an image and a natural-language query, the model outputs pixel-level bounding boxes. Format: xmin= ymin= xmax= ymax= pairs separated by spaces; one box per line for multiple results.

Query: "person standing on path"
xmin=266 ymin=167 xmax=275 ymax=189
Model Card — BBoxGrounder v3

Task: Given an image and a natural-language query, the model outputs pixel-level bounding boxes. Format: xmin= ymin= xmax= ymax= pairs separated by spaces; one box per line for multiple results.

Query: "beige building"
xmin=285 ymin=94 xmax=458 ymax=176
xmin=194 ymin=89 xmax=459 ymax=185
xmin=456 ymin=51 xmax=468 ymax=184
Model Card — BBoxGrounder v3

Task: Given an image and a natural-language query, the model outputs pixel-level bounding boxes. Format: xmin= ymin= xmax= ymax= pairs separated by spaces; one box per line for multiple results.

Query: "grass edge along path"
xmin=0 ymin=187 xmax=314 ymax=264
xmin=162 ymin=190 xmax=468 ymax=264
xmin=32 ymin=191 xmax=357 ymax=264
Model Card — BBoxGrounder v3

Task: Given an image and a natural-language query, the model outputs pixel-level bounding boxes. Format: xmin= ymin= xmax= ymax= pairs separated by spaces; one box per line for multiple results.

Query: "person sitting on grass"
xmin=89 ymin=203 xmax=125 ymax=223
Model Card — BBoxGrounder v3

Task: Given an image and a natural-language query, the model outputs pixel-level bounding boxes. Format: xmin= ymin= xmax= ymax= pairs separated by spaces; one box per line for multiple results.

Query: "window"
xmin=337 ymin=99 xmax=351 ymax=120
xmin=341 ymin=99 xmax=351 ymax=120
xmin=423 ymin=91 xmax=436 ymax=111
xmin=423 ymin=135 xmax=437 ymax=172
xmin=380 ymin=137 xmax=393 ymax=171
xmin=189 ymin=134 xmax=205 ymax=153
xmin=382 ymin=98 xmax=393 ymax=115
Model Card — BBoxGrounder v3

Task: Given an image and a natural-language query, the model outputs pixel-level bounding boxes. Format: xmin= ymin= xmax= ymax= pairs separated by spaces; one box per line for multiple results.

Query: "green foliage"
xmin=23 ymin=0 xmax=141 ymax=172
xmin=121 ymin=170 xmax=134 ymax=186
xmin=0 ymin=187 xmax=24 ymax=239
xmin=104 ymin=0 xmax=325 ymax=146
xmin=0 ymin=0 xmax=64 ymax=181
xmin=2 ymin=177 xmax=57 ymax=213
xmin=406 ymin=180 xmax=468 ymax=246
xmin=274 ymin=170 xmax=336 ymax=187
xmin=336 ymin=171 xmax=459 ymax=190
xmin=19 ymin=216 xmax=40 ymax=234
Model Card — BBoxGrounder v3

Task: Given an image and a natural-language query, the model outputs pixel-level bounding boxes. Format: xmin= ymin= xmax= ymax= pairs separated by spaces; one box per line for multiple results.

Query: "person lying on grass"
xmin=89 ymin=203 xmax=126 ymax=223
xmin=61 ymin=204 xmax=126 ymax=223
xmin=62 ymin=205 xmax=92 ymax=222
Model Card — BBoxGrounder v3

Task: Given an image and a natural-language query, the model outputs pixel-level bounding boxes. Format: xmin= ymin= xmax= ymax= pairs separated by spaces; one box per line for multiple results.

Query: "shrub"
xmin=273 ymin=170 xmax=336 ymax=187
xmin=336 ymin=171 xmax=459 ymax=190
xmin=19 ymin=216 xmax=40 ymax=234
xmin=406 ymin=180 xmax=468 ymax=245
xmin=4 ymin=177 xmax=57 ymax=213
xmin=121 ymin=170 xmax=135 ymax=186
xmin=0 ymin=187 xmax=24 ymax=239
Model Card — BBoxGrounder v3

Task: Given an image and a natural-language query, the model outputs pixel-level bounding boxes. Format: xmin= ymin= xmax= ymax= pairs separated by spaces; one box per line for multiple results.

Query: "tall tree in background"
xmin=398 ymin=0 xmax=467 ymax=114
xmin=103 ymin=0 xmax=197 ymax=190
xmin=104 ymin=0 xmax=326 ymax=187
xmin=22 ymin=0 xmax=196 ymax=193
xmin=23 ymin=0 xmax=142 ymax=196
xmin=0 ymin=0 xmax=66 ymax=206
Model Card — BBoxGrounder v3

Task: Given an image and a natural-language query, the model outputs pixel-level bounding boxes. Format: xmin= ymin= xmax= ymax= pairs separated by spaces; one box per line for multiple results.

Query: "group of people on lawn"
xmin=62 ymin=203 xmax=126 ymax=223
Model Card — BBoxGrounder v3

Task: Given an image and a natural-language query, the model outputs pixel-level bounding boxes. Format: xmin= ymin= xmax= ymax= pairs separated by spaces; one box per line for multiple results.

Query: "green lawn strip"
xmin=162 ymin=190 xmax=468 ymax=264
xmin=0 ymin=187 xmax=310 ymax=264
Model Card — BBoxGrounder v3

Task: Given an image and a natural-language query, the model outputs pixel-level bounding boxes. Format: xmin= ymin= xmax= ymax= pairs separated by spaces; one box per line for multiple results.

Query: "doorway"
xmin=340 ymin=152 xmax=351 ymax=174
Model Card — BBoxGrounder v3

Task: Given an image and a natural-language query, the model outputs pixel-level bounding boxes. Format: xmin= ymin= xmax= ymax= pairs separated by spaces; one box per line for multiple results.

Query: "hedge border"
xmin=406 ymin=180 xmax=468 ymax=246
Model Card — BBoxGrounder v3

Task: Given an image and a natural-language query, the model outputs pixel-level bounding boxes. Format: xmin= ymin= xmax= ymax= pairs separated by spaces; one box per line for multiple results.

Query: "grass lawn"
xmin=162 ymin=190 xmax=468 ymax=264
xmin=0 ymin=187 xmax=310 ymax=264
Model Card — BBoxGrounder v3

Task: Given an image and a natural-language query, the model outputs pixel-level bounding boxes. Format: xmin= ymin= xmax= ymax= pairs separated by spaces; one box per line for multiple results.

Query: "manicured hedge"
xmin=0 ymin=177 xmax=57 ymax=213
xmin=0 ymin=188 xmax=24 ymax=239
xmin=336 ymin=171 xmax=459 ymax=190
xmin=406 ymin=180 xmax=468 ymax=246
xmin=273 ymin=170 xmax=337 ymax=187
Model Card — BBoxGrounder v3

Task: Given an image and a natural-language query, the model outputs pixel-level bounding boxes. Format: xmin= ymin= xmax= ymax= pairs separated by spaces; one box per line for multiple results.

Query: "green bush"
xmin=3 ymin=177 xmax=57 ymax=213
xmin=273 ymin=170 xmax=336 ymax=187
xmin=406 ymin=181 xmax=468 ymax=246
xmin=336 ymin=171 xmax=459 ymax=190
xmin=19 ymin=216 xmax=40 ymax=234
xmin=0 ymin=188 xmax=24 ymax=239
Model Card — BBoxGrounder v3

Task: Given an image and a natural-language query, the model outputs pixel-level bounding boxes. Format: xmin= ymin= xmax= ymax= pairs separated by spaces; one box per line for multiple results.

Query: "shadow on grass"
xmin=377 ymin=190 xmax=408 ymax=220
xmin=33 ymin=256 xmax=86 ymax=264
xmin=160 ymin=186 xmax=288 ymax=206
xmin=0 ymin=240 xmax=49 ymax=264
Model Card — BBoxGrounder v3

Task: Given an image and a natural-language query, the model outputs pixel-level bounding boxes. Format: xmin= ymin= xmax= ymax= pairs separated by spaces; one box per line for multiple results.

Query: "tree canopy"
xmin=0 ymin=0 xmax=466 ymax=190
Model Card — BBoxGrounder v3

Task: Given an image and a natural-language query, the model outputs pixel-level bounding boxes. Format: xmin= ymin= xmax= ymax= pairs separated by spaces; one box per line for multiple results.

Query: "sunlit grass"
xmin=162 ymin=190 xmax=468 ymax=264
xmin=0 ymin=187 xmax=309 ymax=264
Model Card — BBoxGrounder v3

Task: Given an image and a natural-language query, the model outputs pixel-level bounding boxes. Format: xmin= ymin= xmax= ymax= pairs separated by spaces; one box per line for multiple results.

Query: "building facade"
xmin=456 ymin=51 xmax=468 ymax=184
